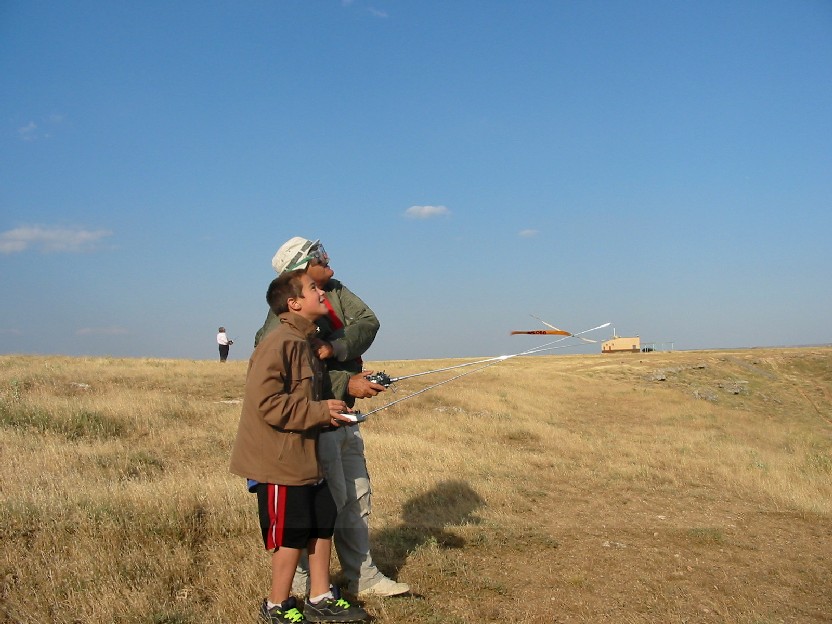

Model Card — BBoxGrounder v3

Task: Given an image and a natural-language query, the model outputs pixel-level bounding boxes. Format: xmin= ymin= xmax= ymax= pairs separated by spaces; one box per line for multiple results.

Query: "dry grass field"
xmin=1 ymin=347 xmax=830 ymax=623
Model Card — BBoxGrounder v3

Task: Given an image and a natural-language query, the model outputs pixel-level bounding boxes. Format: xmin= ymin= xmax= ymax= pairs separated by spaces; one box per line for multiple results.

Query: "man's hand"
xmin=347 ymin=371 xmax=386 ymax=399
xmin=311 ymin=338 xmax=335 ymax=360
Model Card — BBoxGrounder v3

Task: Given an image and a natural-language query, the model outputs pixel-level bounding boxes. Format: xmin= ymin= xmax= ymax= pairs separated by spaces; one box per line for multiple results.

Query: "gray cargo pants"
xmin=295 ymin=424 xmax=384 ymax=590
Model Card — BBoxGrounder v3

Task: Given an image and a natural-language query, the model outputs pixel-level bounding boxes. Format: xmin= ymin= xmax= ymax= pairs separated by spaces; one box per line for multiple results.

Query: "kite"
xmin=511 ymin=315 xmax=609 ymax=343
xmin=342 ymin=318 xmax=611 ymax=422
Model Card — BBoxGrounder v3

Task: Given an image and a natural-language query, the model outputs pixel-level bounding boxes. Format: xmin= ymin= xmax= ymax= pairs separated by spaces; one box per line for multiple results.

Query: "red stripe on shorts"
xmin=266 ymin=484 xmax=288 ymax=550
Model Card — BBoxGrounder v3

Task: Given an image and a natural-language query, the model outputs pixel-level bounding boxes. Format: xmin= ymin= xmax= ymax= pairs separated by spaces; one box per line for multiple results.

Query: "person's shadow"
xmin=370 ymin=479 xmax=485 ymax=582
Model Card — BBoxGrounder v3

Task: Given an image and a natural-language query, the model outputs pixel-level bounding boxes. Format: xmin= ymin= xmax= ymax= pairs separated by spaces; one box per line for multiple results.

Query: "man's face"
xmin=293 ymin=274 xmax=328 ymax=319
xmin=306 ymin=249 xmax=334 ymax=287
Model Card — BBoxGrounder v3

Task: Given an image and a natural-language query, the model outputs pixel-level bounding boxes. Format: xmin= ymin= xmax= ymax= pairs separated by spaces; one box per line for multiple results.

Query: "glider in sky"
xmin=511 ymin=316 xmax=611 ymax=343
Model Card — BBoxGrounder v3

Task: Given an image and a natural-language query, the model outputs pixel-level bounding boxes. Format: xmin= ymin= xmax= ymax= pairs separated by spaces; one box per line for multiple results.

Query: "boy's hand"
xmin=327 ymin=400 xmax=351 ymax=427
xmin=311 ymin=338 xmax=335 ymax=360
xmin=348 ymin=371 xmax=386 ymax=398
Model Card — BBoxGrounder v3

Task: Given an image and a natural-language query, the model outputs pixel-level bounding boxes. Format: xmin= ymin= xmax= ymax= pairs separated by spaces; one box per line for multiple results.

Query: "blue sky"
xmin=1 ymin=0 xmax=830 ymax=362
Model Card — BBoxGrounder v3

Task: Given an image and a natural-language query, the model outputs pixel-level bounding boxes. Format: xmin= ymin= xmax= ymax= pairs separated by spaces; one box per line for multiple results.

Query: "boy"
xmin=230 ymin=270 xmax=369 ymax=623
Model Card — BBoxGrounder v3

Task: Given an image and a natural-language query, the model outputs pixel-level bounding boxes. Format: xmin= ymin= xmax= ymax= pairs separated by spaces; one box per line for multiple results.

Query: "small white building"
xmin=602 ymin=335 xmax=640 ymax=354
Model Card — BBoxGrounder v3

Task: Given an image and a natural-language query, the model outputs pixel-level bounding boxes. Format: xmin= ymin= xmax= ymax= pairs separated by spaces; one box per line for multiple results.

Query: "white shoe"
xmin=353 ymin=575 xmax=410 ymax=597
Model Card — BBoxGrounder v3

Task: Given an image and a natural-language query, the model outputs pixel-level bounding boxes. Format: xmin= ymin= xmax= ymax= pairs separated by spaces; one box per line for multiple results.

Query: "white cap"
xmin=271 ymin=237 xmax=320 ymax=274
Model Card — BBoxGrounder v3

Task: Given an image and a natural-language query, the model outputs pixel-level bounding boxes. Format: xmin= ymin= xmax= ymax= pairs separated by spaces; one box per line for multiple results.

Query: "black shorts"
xmin=255 ymin=481 xmax=337 ymax=551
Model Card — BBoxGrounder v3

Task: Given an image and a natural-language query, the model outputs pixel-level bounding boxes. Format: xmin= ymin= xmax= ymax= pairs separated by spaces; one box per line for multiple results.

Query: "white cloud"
xmin=0 ymin=238 xmax=27 ymax=254
xmin=0 ymin=226 xmax=114 ymax=254
xmin=76 ymin=327 xmax=129 ymax=337
xmin=18 ymin=122 xmax=37 ymax=141
xmin=368 ymin=7 xmax=388 ymax=17
xmin=404 ymin=205 xmax=450 ymax=219
xmin=519 ymin=229 xmax=539 ymax=238
xmin=17 ymin=114 xmax=64 ymax=141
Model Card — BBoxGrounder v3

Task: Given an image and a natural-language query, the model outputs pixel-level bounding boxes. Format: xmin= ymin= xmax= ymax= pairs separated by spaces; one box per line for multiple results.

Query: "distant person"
xmin=256 ymin=237 xmax=410 ymax=598
xmin=217 ymin=327 xmax=233 ymax=362
xmin=230 ymin=270 xmax=369 ymax=624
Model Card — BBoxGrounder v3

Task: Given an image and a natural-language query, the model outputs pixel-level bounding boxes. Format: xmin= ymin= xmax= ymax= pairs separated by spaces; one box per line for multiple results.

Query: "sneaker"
xmin=260 ymin=597 xmax=308 ymax=623
xmin=303 ymin=587 xmax=369 ymax=622
xmin=351 ymin=575 xmax=410 ymax=598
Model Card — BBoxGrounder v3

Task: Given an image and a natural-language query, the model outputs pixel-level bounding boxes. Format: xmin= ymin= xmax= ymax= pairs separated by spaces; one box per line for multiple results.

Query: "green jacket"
xmin=254 ymin=278 xmax=380 ymax=407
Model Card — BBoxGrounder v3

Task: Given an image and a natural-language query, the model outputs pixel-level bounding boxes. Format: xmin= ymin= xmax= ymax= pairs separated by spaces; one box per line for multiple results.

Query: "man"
xmin=255 ymin=236 xmax=410 ymax=598
xmin=217 ymin=327 xmax=233 ymax=362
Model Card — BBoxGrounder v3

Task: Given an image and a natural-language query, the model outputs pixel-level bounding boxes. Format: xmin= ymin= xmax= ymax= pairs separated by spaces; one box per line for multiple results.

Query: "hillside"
xmin=1 ymin=347 xmax=830 ymax=623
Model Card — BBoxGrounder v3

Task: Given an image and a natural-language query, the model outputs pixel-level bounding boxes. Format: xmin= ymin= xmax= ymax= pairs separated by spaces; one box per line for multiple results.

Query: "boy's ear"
xmin=287 ymin=297 xmax=301 ymax=311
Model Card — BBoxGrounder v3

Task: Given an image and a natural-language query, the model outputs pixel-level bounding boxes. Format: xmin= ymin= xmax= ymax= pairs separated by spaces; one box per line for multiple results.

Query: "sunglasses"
xmin=286 ymin=243 xmax=329 ymax=271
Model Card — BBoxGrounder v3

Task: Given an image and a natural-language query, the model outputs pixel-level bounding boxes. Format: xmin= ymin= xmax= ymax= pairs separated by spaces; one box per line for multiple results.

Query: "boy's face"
xmin=290 ymin=274 xmax=328 ymax=320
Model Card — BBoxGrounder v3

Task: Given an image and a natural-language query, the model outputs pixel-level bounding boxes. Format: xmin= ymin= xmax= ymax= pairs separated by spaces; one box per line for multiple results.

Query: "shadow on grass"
xmin=371 ymin=479 xmax=485 ymax=577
